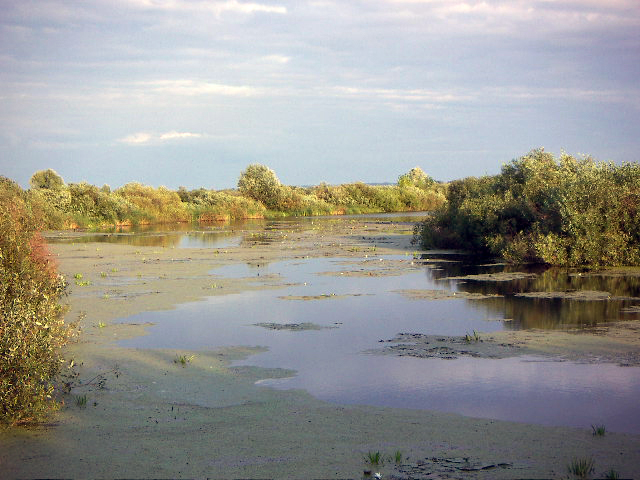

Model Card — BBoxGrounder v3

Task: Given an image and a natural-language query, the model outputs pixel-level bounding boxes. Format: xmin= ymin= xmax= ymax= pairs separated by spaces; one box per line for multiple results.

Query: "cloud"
xmin=378 ymin=0 xmax=640 ymax=35
xmin=260 ymin=55 xmax=291 ymax=65
xmin=120 ymin=0 xmax=286 ymax=15
xmin=330 ymin=85 xmax=475 ymax=107
xmin=119 ymin=131 xmax=203 ymax=145
xmin=138 ymin=80 xmax=262 ymax=97
xmin=159 ymin=131 xmax=203 ymax=140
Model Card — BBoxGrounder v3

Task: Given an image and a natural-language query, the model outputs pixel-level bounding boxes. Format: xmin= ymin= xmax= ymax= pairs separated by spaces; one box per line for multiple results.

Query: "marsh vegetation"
xmin=15 ymin=164 xmax=446 ymax=230
xmin=417 ymin=149 xmax=640 ymax=267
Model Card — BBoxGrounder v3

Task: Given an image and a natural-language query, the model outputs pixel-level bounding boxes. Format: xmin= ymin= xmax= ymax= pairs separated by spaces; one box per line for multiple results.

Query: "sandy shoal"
xmin=2 ymin=220 xmax=639 ymax=479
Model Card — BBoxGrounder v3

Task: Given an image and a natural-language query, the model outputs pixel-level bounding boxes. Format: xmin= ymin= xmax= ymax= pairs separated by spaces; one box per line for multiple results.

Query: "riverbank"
xmin=2 ymin=218 xmax=639 ymax=479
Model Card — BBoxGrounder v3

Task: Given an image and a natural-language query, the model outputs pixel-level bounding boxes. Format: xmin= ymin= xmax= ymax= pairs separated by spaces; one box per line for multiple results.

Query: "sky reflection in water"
xmin=117 ymin=253 xmax=640 ymax=434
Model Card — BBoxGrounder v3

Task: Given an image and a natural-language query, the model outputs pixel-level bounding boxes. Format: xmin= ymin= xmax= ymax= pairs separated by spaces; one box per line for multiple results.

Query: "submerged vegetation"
xmin=1 ymin=177 xmax=75 ymax=425
xmin=417 ymin=149 xmax=640 ymax=267
xmin=9 ymin=165 xmax=446 ymax=230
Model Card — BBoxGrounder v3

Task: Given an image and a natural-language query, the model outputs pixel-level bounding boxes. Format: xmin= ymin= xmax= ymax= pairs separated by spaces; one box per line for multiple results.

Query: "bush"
xmin=398 ymin=166 xmax=435 ymax=190
xmin=1 ymin=179 xmax=73 ymax=425
xmin=180 ymin=188 xmax=266 ymax=220
xmin=115 ymin=183 xmax=189 ymax=224
xmin=418 ymin=149 xmax=640 ymax=267
xmin=237 ymin=164 xmax=287 ymax=210
xmin=26 ymin=188 xmax=72 ymax=229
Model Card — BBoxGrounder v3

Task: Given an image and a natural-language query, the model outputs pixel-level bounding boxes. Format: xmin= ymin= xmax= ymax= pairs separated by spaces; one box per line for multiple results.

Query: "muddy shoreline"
xmin=2 ymin=218 xmax=640 ymax=479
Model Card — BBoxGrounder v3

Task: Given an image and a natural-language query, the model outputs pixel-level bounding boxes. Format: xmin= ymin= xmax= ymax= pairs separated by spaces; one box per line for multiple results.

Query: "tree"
xmin=29 ymin=169 xmax=65 ymax=190
xmin=398 ymin=167 xmax=435 ymax=190
xmin=237 ymin=164 xmax=285 ymax=210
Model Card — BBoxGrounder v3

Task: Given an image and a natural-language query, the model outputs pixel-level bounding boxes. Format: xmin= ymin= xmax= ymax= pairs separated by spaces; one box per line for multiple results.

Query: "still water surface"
xmin=114 ymin=217 xmax=640 ymax=433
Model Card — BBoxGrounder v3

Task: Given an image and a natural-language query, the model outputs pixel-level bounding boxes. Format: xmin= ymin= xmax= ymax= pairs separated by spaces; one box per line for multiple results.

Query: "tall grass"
xmin=1 ymin=177 xmax=75 ymax=425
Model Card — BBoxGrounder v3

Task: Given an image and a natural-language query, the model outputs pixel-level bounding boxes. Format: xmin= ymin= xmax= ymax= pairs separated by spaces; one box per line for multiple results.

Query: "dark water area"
xmin=423 ymin=254 xmax=640 ymax=330
xmin=112 ymin=218 xmax=640 ymax=433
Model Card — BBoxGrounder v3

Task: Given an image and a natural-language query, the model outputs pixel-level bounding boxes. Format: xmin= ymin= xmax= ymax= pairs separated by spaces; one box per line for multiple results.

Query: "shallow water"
xmin=46 ymin=227 xmax=243 ymax=249
xmin=116 ymin=240 xmax=640 ymax=434
xmin=45 ymin=213 xmax=426 ymax=248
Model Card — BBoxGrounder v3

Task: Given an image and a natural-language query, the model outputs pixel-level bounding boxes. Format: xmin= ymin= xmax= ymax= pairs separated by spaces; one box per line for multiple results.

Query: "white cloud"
xmin=159 ymin=131 xmax=203 ymax=140
xmin=327 ymin=83 xmax=639 ymax=111
xmin=214 ymin=0 xmax=287 ymax=15
xmin=120 ymin=0 xmax=286 ymax=15
xmin=119 ymin=131 xmax=203 ymax=145
xmin=330 ymin=86 xmax=474 ymax=106
xmin=119 ymin=132 xmax=154 ymax=145
xmin=260 ymin=55 xmax=291 ymax=64
xmin=379 ymin=0 xmax=640 ymax=34
xmin=138 ymin=80 xmax=262 ymax=97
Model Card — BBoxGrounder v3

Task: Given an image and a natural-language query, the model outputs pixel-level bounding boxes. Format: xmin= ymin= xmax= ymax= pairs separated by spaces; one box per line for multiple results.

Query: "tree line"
xmin=16 ymin=164 xmax=447 ymax=230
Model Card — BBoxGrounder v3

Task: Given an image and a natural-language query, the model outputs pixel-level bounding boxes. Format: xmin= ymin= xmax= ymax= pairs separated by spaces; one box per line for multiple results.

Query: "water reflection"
xmin=45 ymin=213 xmax=426 ymax=249
xmin=423 ymin=254 xmax=640 ymax=329
xmin=259 ymin=355 xmax=639 ymax=432
xmin=46 ymin=230 xmax=242 ymax=249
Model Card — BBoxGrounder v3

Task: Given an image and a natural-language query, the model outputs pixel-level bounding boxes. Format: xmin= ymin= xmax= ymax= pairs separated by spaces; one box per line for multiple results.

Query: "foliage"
xmin=29 ymin=169 xmax=65 ymax=190
xmin=398 ymin=166 xmax=435 ymax=190
xmin=237 ymin=164 xmax=286 ymax=210
xmin=418 ymin=149 xmax=640 ymax=267
xmin=27 ymin=187 xmax=73 ymax=229
xmin=5 ymin=164 xmax=446 ymax=230
xmin=115 ymin=183 xmax=189 ymax=224
xmin=1 ymin=179 xmax=74 ymax=425
xmin=180 ymin=187 xmax=266 ymax=220
xmin=67 ymin=182 xmax=132 ymax=226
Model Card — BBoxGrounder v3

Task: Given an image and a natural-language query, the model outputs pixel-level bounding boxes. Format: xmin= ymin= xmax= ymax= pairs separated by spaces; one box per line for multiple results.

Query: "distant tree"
xmin=237 ymin=164 xmax=285 ymax=210
xmin=29 ymin=169 xmax=65 ymax=190
xmin=398 ymin=167 xmax=435 ymax=190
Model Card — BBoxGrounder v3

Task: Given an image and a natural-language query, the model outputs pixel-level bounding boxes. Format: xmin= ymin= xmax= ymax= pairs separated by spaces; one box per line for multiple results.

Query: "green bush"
xmin=237 ymin=164 xmax=287 ymax=210
xmin=180 ymin=188 xmax=266 ymax=220
xmin=115 ymin=183 xmax=189 ymax=224
xmin=1 ymin=179 xmax=74 ymax=425
xmin=67 ymin=182 xmax=133 ymax=227
xmin=418 ymin=149 xmax=640 ymax=267
xmin=398 ymin=166 xmax=435 ymax=190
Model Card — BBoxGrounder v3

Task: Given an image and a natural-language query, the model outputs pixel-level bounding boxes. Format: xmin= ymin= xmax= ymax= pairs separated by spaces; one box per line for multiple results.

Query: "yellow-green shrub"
xmin=115 ymin=183 xmax=189 ymax=224
xmin=1 ymin=178 xmax=73 ymax=425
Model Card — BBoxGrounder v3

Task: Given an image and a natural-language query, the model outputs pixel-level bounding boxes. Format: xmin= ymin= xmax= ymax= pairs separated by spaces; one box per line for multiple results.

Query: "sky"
xmin=1 ymin=0 xmax=639 ymax=190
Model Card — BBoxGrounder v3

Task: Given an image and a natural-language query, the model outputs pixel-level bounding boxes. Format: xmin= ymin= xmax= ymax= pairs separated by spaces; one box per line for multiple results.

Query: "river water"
xmin=66 ymin=215 xmax=640 ymax=433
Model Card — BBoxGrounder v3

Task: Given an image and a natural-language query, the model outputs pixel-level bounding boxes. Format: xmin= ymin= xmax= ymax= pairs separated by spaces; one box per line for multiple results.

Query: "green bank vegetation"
xmin=15 ymin=164 xmax=446 ymax=230
xmin=417 ymin=149 xmax=640 ymax=267
xmin=1 ymin=177 xmax=76 ymax=426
